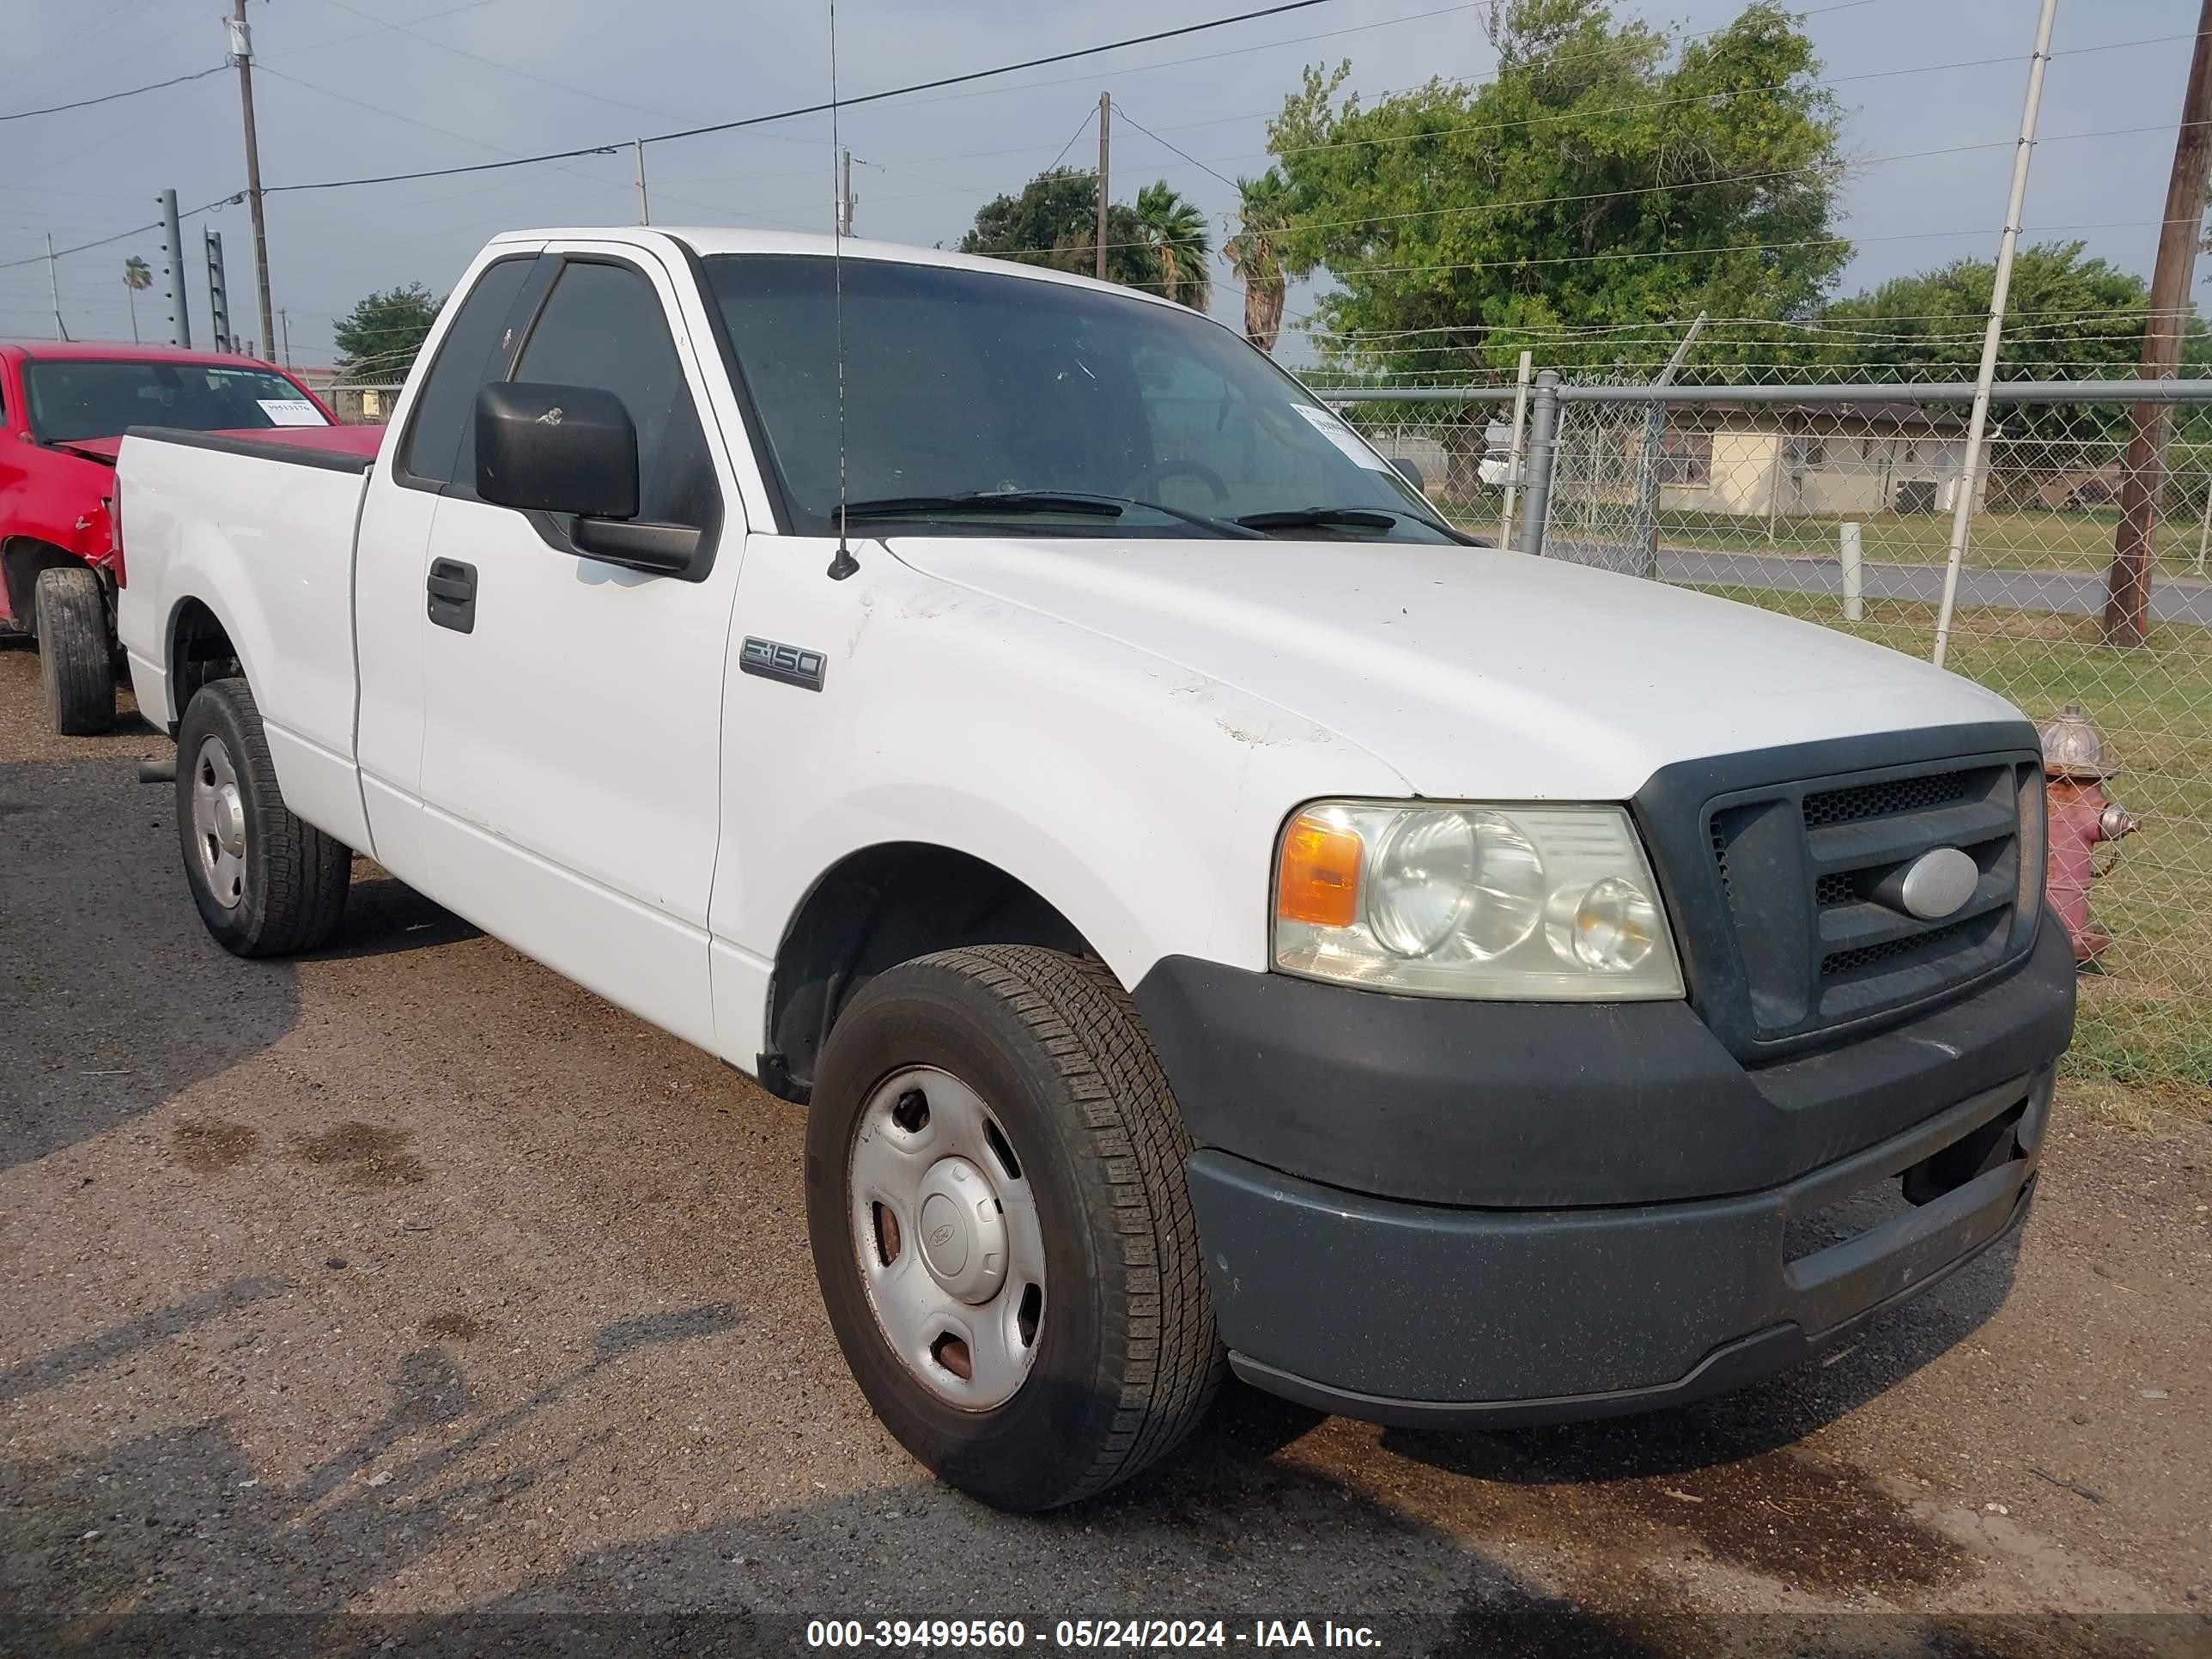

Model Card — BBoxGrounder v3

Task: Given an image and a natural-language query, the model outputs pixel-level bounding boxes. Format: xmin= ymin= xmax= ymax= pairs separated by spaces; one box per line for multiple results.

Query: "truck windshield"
xmin=24 ymin=361 xmax=326 ymax=444
xmin=702 ymin=254 xmax=1459 ymax=542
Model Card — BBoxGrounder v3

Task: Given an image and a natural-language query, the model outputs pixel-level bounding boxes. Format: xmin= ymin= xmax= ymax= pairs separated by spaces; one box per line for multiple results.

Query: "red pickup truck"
xmin=0 ymin=341 xmax=377 ymax=733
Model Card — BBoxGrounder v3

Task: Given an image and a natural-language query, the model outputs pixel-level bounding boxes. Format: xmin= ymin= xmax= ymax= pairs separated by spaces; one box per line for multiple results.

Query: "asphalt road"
xmin=3 ymin=646 xmax=2209 ymax=1658
xmin=1547 ymin=544 xmax=2212 ymax=628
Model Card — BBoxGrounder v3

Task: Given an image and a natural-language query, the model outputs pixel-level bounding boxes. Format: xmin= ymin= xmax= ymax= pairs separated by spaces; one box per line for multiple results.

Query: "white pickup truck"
xmin=117 ymin=228 xmax=2073 ymax=1510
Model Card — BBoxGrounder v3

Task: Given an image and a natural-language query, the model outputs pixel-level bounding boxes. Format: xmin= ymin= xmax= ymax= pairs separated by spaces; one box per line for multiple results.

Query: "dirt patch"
xmin=170 ymin=1117 xmax=259 ymax=1174
xmin=290 ymin=1120 xmax=425 ymax=1187
xmin=422 ymin=1310 xmax=484 ymax=1340
xmin=1610 ymin=1448 xmax=1972 ymax=1594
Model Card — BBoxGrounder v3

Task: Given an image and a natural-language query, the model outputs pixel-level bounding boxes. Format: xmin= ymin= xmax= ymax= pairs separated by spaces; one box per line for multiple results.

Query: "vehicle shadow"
xmin=0 ymin=768 xmax=473 ymax=1173
xmin=307 ymin=869 xmax=483 ymax=962
xmin=0 ymin=757 xmax=303 ymax=1172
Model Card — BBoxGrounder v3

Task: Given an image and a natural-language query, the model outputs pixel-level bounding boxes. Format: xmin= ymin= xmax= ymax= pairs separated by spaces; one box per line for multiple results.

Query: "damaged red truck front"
xmin=0 ymin=342 xmax=371 ymax=733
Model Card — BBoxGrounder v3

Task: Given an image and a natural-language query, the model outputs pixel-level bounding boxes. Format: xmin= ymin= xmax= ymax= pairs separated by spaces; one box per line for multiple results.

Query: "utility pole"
xmin=1931 ymin=0 xmax=2058 ymax=669
xmin=1095 ymin=91 xmax=1111 ymax=281
xmin=279 ymin=306 xmax=292 ymax=366
xmin=836 ymin=147 xmax=855 ymax=236
xmin=634 ymin=138 xmax=651 ymax=225
xmin=45 ymin=234 xmax=70 ymax=341
xmin=205 ymin=228 xmax=232 ymax=354
xmin=2102 ymin=0 xmax=2212 ymax=646
xmin=159 ymin=189 xmax=191 ymax=348
xmin=229 ymin=0 xmax=276 ymax=367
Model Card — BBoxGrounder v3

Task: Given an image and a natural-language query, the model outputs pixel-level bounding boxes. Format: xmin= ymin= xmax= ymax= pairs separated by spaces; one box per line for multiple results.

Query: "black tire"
xmin=174 ymin=678 xmax=350 ymax=957
xmin=33 ymin=564 xmax=116 ymax=736
xmin=806 ymin=945 xmax=1223 ymax=1511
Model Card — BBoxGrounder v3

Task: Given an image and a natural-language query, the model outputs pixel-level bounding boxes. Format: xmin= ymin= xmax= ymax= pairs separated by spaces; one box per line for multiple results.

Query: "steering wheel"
xmin=1123 ymin=459 xmax=1231 ymax=505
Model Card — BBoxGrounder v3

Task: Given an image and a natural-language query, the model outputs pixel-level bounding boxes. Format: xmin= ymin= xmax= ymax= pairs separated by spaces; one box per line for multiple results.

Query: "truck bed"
xmin=116 ymin=426 xmax=376 ymax=851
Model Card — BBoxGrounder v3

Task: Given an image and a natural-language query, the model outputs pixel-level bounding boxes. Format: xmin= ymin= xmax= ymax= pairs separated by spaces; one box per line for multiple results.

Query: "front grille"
xmin=1814 ymin=870 xmax=1856 ymax=908
xmin=1820 ymin=915 xmax=1974 ymax=979
xmin=1700 ymin=754 xmax=2036 ymax=1045
xmin=1803 ymin=770 xmax=1977 ymax=828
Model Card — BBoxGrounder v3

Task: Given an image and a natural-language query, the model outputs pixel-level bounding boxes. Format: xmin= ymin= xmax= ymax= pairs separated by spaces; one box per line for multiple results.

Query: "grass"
xmin=1700 ymin=590 xmax=2212 ymax=1109
xmin=1655 ymin=506 xmax=2212 ymax=580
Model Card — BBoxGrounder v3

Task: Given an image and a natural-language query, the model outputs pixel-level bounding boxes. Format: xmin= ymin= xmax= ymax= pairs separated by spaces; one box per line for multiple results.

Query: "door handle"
xmin=427 ymin=557 xmax=477 ymax=634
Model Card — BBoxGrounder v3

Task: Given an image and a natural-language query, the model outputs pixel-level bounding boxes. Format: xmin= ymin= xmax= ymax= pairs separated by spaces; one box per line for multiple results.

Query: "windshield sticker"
xmin=256 ymin=398 xmax=327 ymax=427
xmin=1293 ymin=404 xmax=1392 ymax=471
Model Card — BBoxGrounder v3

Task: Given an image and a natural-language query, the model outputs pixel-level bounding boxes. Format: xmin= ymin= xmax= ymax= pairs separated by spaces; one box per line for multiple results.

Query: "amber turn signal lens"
xmin=1277 ymin=813 xmax=1363 ymax=927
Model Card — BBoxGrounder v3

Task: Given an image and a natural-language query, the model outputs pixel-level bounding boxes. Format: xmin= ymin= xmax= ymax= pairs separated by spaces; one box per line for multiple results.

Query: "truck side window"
xmin=398 ymin=255 xmax=535 ymax=489
xmin=512 ymin=260 xmax=716 ymax=530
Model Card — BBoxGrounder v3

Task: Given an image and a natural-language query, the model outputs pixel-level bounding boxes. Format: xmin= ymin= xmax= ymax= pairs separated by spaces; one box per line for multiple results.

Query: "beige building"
xmin=1657 ymin=402 xmax=1990 ymax=518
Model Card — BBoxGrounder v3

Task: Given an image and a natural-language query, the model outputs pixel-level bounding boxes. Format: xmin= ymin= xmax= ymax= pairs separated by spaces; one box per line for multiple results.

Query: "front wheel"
xmin=33 ymin=564 xmax=116 ymax=736
xmin=174 ymin=678 xmax=351 ymax=957
xmin=805 ymin=945 xmax=1222 ymax=1510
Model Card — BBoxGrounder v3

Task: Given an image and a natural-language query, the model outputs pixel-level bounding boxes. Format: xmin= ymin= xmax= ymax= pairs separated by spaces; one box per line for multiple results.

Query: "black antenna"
xmin=824 ymin=0 xmax=859 ymax=581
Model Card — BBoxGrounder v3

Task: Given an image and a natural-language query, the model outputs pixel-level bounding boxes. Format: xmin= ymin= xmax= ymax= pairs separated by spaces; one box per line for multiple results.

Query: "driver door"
xmin=412 ymin=244 xmax=741 ymax=1050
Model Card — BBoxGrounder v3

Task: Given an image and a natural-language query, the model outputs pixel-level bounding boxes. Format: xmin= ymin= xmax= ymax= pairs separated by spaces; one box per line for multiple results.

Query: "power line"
xmin=270 ymin=0 xmax=506 ymax=60
xmin=0 ymin=62 xmax=228 ymax=123
xmin=1043 ymin=105 xmax=1102 ymax=178
xmin=307 ymin=0 xmax=780 ymax=140
xmin=261 ymin=0 xmax=1350 ymax=195
xmin=650 ymin=29 xmax=2179 ymax=209
xmin=1114 ymin=106 xmax=1239 ymax=189
xmin=0 ymin=194 xmax=238 ymax=272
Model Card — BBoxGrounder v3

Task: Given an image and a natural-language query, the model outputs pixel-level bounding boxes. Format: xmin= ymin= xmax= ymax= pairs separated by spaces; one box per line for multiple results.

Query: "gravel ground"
xmin=2 ymin=643 xmax=2209 ymax=1658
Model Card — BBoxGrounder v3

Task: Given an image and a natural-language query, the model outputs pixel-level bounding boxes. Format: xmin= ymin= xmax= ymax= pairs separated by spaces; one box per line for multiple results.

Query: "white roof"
xmin=486 ymin=225 xmax=1191 ymax=314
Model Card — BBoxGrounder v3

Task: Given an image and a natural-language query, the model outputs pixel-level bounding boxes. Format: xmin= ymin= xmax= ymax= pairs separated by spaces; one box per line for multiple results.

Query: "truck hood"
xmin=885 ymin=537 xmax=2023 ymax=800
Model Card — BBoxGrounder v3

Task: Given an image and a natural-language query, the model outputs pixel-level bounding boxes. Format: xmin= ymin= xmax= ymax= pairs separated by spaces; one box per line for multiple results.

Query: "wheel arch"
xmin=163 ymin=592 xmax=247 ymax=727
xmin=2 ymin=537 xmax=91 ymax=634
xmin=761 ymin=841 xmax=1100 ymax=1103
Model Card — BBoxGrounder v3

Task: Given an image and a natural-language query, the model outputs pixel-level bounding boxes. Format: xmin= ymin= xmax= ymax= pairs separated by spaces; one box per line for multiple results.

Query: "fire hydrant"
xmin=2039 ymin=702 xmax=2140 ymax=965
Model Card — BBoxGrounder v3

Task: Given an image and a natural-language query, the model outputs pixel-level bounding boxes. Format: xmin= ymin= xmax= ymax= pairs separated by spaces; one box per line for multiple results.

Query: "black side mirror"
xmin=475 ymin=382 xmax=638 ymax=519
xmin=1391 ymin=455 xmax=1427 ymax=494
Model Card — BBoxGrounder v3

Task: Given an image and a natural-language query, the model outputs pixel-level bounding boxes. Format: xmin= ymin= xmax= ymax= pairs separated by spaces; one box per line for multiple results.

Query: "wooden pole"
xmin=1095 ymin=93 xmax=1111 ymax=281
xmin=2101 ymin=0 xmax=2212 ymax=645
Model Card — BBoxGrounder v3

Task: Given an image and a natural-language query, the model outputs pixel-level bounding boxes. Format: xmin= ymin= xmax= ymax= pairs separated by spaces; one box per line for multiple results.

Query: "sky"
xmin=1 ymin=0 xmax=2203 ymax=375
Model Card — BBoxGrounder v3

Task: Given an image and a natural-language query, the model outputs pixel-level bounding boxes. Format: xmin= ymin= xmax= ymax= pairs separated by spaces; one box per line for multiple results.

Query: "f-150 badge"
xmin=740 ymin=636 xmax=826 ymax=691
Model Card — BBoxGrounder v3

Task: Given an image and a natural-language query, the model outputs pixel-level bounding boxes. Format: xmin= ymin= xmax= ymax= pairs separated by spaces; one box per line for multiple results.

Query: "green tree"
xmin=1223 ymin=170 xmax=1292 ymax=353
xmin=333 ymin=283 xmax=442 ymax=385
xmin=1812 ymin=242 xmax=2158 ymax=450
xmin=1816 ymin=241 xmax=2148 ymax=379
xmin=1268 ymin=0 xmax=1847 ymax=380
xmin=121 ymin=255 xmax=152 ymax=345
xmin=959 ymin=167 xmax=1159 ymax=289
xmin=1133 ymin=181 xmax=1212 ymax=309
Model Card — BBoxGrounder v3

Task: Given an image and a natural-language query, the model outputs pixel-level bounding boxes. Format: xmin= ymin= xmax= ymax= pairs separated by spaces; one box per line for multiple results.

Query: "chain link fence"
xmin=323 ymin=383 xmax=403 ymax=424
xmin=1330 ymin=374 xmax=2212 ymax=1101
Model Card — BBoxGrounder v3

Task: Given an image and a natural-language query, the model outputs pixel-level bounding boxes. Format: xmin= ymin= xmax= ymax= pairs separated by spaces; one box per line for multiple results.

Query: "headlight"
xmin=1273 ymin=800 xmax=1684 ymax=1000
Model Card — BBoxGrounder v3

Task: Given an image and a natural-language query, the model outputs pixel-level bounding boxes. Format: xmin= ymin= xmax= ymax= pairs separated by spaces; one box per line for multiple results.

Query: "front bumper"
xmin=1136 ymin=917 xmax=2072 ymax=1422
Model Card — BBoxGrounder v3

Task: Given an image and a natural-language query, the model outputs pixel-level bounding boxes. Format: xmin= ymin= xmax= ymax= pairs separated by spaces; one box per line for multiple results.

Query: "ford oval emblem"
xmin=928 ymin=1223 xmax=957 ymax=1249
xmin=1899 ymin=848 xmax=1978 ymax=921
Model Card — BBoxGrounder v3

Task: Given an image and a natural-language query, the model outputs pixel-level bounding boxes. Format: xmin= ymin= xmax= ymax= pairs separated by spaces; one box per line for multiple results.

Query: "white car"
xmin=116 ymin=228 xmax=2073 ymax=1510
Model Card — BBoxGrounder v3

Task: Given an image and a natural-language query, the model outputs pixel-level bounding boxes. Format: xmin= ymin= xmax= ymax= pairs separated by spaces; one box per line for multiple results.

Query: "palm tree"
xmin=122 ymin=256 xmax=153 ymax=343
xmin=1133 ymin=181 xmax=1211 ymax=311
xmin=1223 ymin=171 xmax=1291 ymax=355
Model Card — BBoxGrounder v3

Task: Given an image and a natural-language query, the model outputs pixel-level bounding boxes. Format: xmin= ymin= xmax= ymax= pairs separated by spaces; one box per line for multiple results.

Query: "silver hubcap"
xmin=190 ymin=736 xmax=247 ymax=911
xmin=848 ymin=1066 xmax=1045 ymax=1410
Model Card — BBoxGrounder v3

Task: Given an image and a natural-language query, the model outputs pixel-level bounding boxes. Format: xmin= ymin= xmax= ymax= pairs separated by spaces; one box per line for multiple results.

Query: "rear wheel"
xmin=174 ymin=678 xmax=350 ymax=957
xmin=33 ymin=565 xmax=115 ymax=736
xmin=805 ymin=945 xmax=1222 ymax=1511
